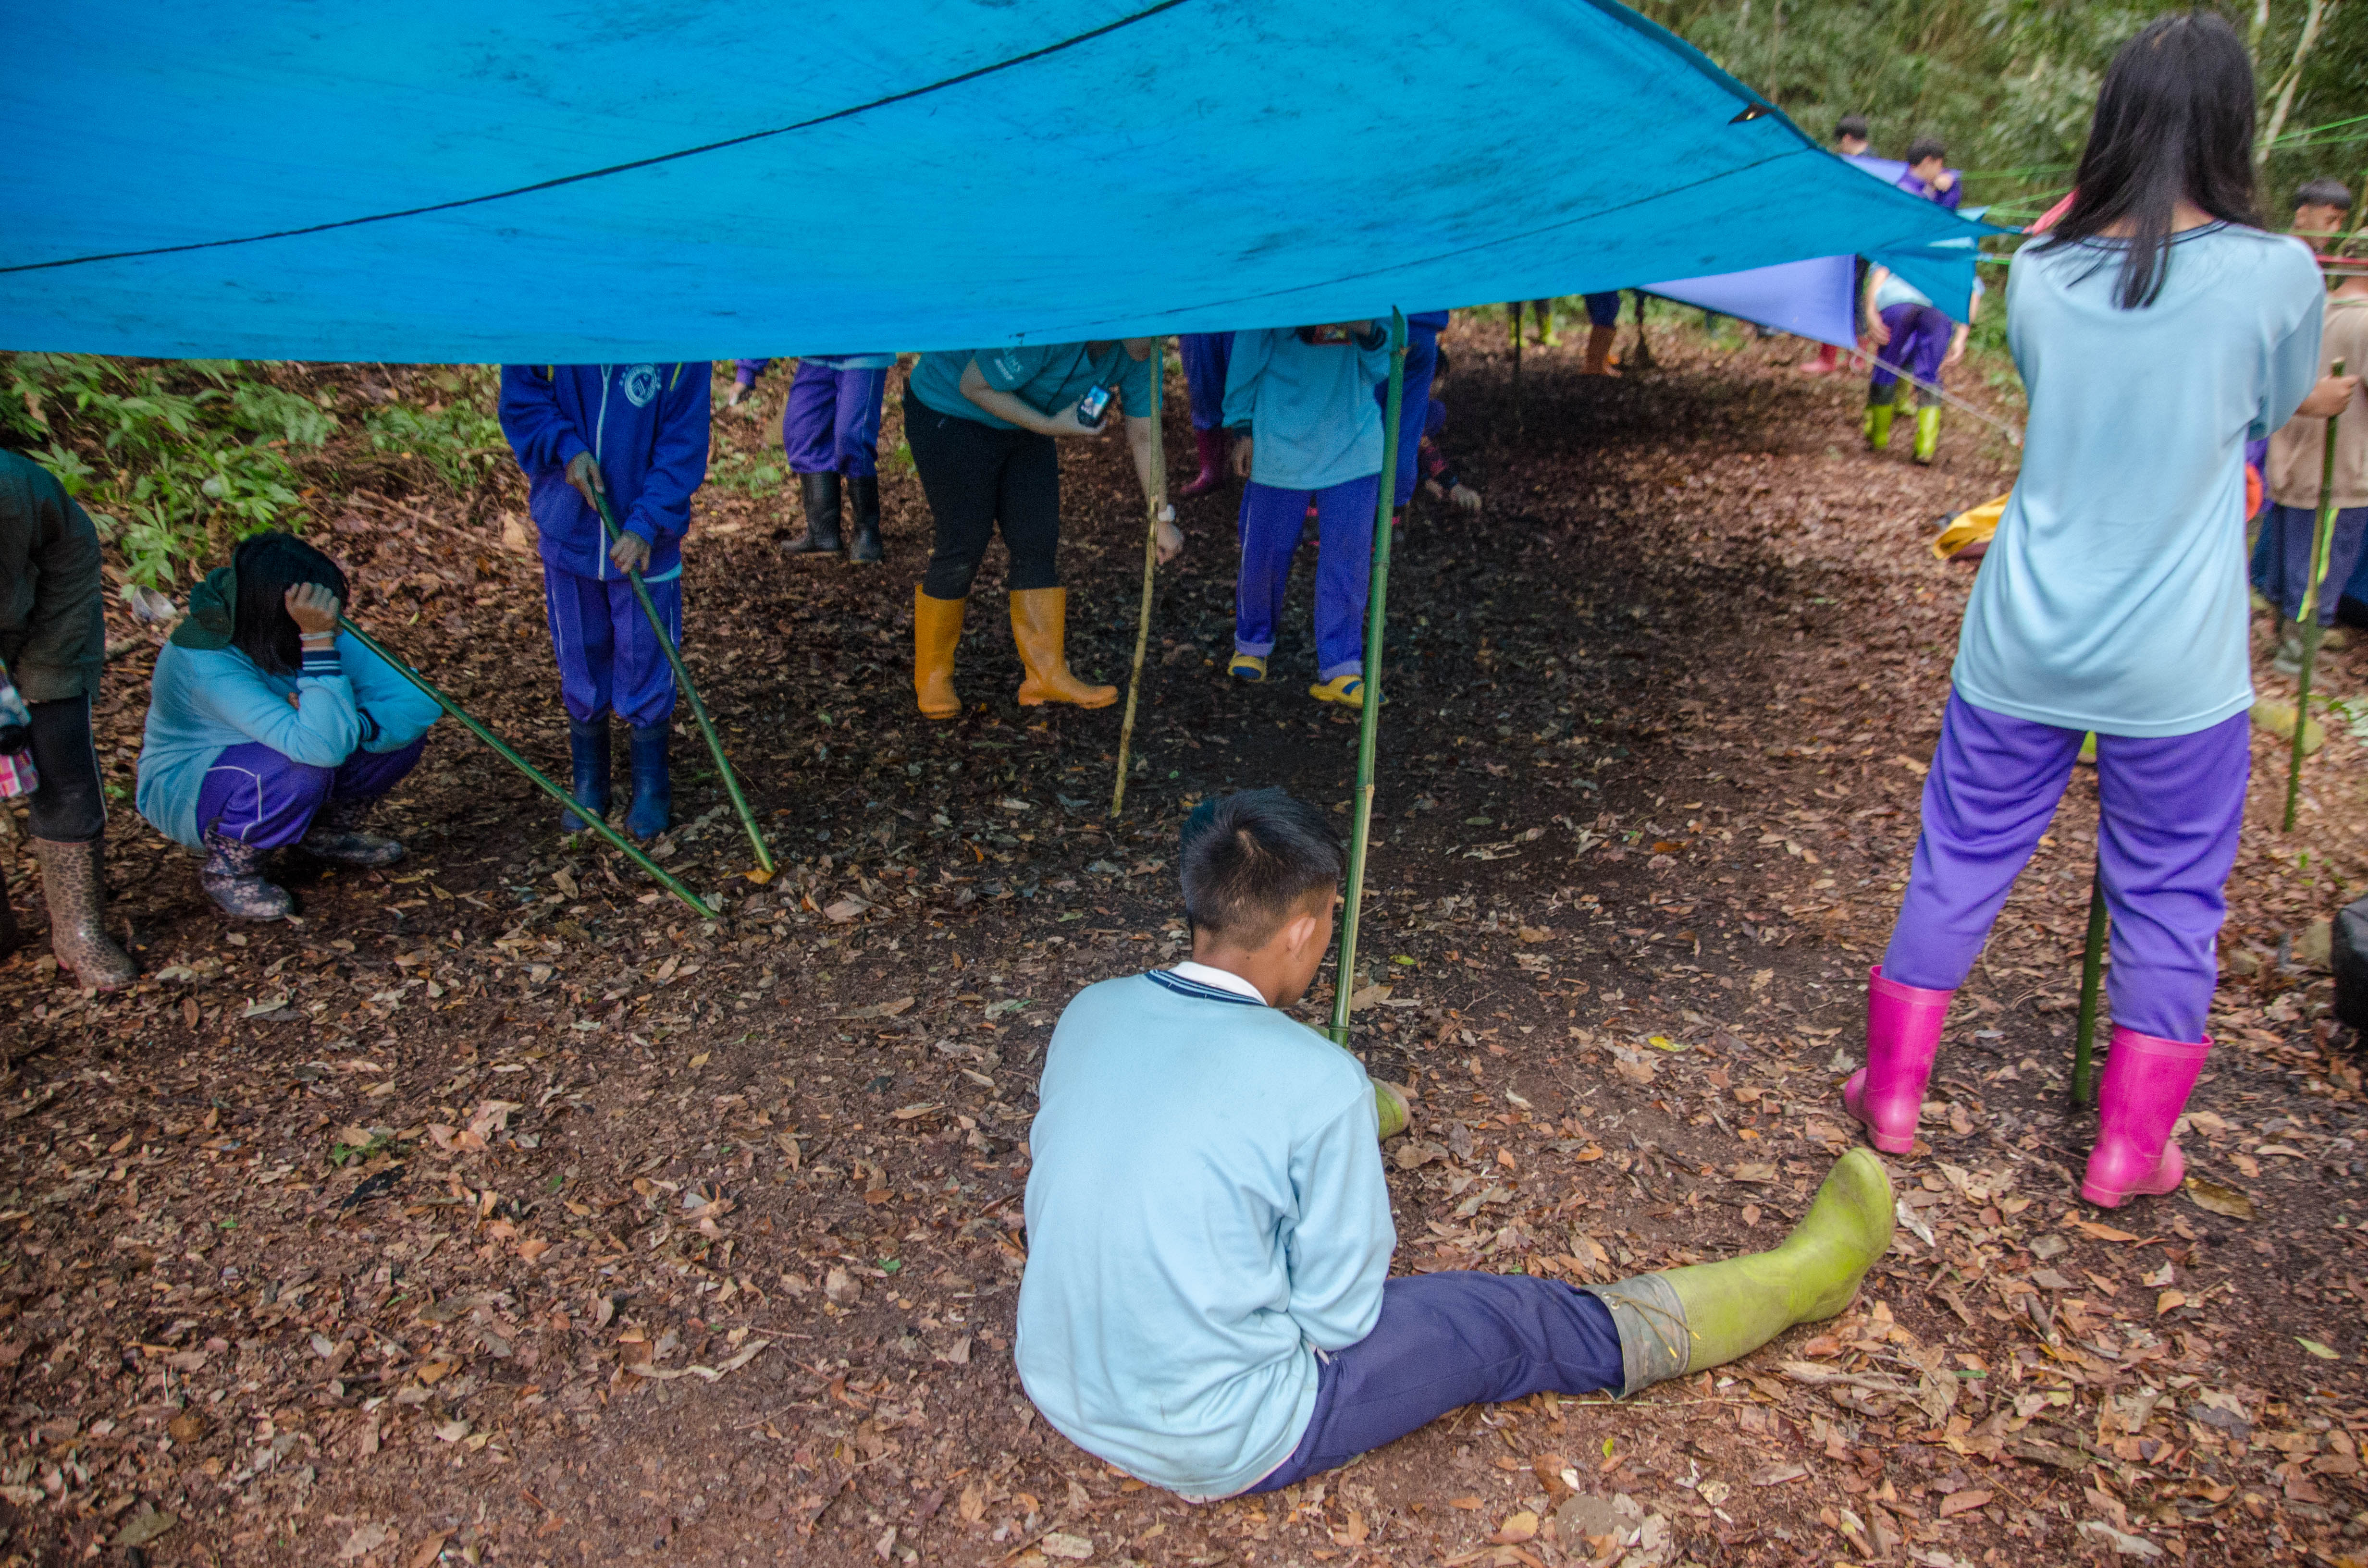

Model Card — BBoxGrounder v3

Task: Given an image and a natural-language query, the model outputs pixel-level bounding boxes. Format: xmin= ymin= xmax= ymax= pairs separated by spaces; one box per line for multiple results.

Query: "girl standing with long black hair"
xmin=1842 ymin=11 xmax=2347 ymax=1207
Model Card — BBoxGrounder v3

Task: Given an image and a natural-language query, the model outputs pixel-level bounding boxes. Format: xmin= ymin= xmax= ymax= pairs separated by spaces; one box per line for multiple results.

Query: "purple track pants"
xmin=1179 ymin=333 xmax=1233 ymax=433
xmin=2255 ymin=502 xmax=2368 ymax=627
xmin=1870 ymin=304 xmax=1952 ymax=403
xmin=195 ymin=737 xmax=425 ymax=849
xmin=1248 ymin=1273 xmax=1623 ymax=1493
xmin=783 ymin=361 xmax=888 ymax=478
xmin=1883 ymin=693 xmax=2249 ymax=1042
xmin=542 ymin=563 xmax=681 ymax=730
xmin=1236 ymin=474 xmax=1379 ymax=682
xmin=1376 ymin=323 xmax=1439 ymax=508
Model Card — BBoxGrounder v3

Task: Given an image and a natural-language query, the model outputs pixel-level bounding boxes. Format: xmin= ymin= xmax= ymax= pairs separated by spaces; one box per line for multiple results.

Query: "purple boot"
xmin=2081 ymin=1029 xmax=2208 ymax=1208
xmin=1841 ymin=965 xmax=1951 ymax=1154
xmin=1178 ymin=428 xmax=1228 ymax=498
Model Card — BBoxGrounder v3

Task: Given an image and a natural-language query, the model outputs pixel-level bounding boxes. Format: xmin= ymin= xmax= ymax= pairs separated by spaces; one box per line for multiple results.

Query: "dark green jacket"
xmin=0 ymin=451 xmax=106 ymax=702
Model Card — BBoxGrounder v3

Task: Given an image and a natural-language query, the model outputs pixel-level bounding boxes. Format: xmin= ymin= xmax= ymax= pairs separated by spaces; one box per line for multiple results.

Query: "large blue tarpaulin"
xmin=0 ymin=1 xmax=1990 ymax=363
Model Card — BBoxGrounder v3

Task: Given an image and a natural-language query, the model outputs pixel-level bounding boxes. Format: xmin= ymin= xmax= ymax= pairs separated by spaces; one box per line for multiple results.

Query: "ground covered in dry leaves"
xmin=1 ymin=320 xmax=2365 ymax=1568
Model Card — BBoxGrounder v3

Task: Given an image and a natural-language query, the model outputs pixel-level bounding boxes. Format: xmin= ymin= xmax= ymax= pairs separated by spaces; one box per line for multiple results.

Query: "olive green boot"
xmin=1585 ymin=1149 xmax=1893 ymax=1393
xmin=1374 ymin=1080 xmax=1410 ymax=1140
xmin=1863 ymin=397 xmax=1896 ymax=451
xmin=1912 ymin=405 xmax=1942 ymax=465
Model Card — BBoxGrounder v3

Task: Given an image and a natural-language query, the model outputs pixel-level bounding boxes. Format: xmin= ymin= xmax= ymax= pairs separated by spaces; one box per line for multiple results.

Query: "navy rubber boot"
xmin=564 ymin=715 xmax=612 ymax=833
xmin=626 ymin=722 xmax=672 ymax=841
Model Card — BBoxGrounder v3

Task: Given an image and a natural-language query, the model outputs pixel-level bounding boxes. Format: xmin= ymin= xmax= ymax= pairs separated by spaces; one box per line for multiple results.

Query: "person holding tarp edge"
xmin=903 ymin=340 xmax=1179 ymax=719
xmin=496 ymin=362 xmax=711 ymax=843
xmin=1842 ymin=13 xmax=2328 ymax=1209
xmin=1015 ymin=788 xmax=1895 ymax=1500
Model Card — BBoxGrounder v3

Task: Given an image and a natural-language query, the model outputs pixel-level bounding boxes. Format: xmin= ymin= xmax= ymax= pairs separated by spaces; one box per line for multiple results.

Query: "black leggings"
xmin=23 ymin=697 xmax=105 ymax=843
xmin=903 ymin=389 xmax=1061 ymax=599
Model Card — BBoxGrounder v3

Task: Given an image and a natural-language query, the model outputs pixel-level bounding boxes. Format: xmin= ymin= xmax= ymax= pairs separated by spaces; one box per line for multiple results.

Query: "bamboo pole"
xmin=584 ymin=485 xmax=775 ymax=876
xmin=1329 ymin=310 xmax=1407 ymax=1049
xmin=337 ymin=617 xmax=716 ymax=919
xmin=1110 ymin=342 xmax=1167 ymax=819
xmin=2071 ymin=871 xmax=2108 ymax=1109
xmin=2283 ymin=356 xmax=2347 ymax=833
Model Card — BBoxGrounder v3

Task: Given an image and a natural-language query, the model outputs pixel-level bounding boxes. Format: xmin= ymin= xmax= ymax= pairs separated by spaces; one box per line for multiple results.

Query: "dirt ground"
xmin=1 ymin=317 xmax=2364 ymax=1568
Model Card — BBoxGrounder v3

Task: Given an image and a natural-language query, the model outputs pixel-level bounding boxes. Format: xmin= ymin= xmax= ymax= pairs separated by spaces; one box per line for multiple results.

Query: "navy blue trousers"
xmin=1376 ymin=324 xmax=1440 ymax=508
xmin=1180 ymin=332 xmax=1233 ymax=432
xmin=1249 ymin=1272 xmax=1623 ymax=1492
xmin=542 ymin=563 xmax=681 ymax=730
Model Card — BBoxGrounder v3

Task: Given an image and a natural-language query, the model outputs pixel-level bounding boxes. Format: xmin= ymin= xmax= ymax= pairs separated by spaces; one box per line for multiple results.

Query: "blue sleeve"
xmin=497 ymin=365 xmax=590 ymax=478
xmin=1281 ymin=1084 xmax=1394 ymax=1351
xmin=186 ymin=651 xmax=361 ymax=769
xmin=622 ymin=363 xmax=712 ymax=547
xmin=1221 ymin=331 xmax=1276 ymax=430
xmin=337 ymin=632 xmax=442 ymax=752
xmin=2257 ymin=262 xmax=2329 ymax=440
xmin=979 ymin=345 xmax=1048 ymax=393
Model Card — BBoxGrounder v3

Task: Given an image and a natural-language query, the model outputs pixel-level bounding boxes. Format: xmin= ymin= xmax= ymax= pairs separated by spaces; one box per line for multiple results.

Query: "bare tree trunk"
xmin=2258 ymin=0 xmax=2333 ymax=166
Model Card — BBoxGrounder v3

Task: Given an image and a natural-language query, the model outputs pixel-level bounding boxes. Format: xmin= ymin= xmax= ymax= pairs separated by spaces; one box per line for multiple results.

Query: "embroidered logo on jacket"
xmin=619 ymin=364 xmax=663 ymax=408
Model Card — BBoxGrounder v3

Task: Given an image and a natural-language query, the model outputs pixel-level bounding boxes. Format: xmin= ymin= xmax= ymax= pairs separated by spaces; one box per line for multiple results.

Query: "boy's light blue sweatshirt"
xmin=1015 ymin=969 xmax=1393 ymax=1497
xmin=1954 ymin=225 xmax=2324 ymax=736
xmin=136 ymin=635 xmax=440 ymax=849
xmin=1221 ymin=326 xmax=1392 ymax=490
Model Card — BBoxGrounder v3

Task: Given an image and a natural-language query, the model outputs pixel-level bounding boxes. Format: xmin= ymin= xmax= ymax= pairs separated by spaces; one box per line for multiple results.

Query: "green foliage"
xmin=3 ymin=352 xmax=333 ymax=588
xmin=361 ymin=398 xmax=506 ymax=494
xmin=706 ymin=445 xmax=785 ymax=497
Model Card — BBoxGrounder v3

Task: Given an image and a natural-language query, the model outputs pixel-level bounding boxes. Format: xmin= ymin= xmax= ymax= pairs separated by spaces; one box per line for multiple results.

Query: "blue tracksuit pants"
xmin=1179 ymin=332 xmax=1233 ymax=433
xmin=784 ymin=361 xmax=888 ymax=478
xmin=1375 ymin=324 xmax=1440 ymax=508
xmin=542 ymin=563 xmax=681 ymax=730
xmin=1235 ymin=474 xmax=1379 ymax=682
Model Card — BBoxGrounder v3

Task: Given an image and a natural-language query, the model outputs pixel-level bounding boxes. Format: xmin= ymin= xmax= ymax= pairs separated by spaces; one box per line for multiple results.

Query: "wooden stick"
xmin=1330 ymin=311 xmax=1408 ymax=1048
xmin=1110 ymin=343 xmax=1167 ymax=819
xmin=2284 ymin=355 xmax=2348 ymax=832
xmin=2071 ymin=871 xmax=2107 ymax=1109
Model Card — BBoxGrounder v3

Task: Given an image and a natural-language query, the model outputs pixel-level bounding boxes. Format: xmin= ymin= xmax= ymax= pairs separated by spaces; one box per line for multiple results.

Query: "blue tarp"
xmin=1 ymin=1 xmax=1991 ymax=364
xmin=1649 ymin=256 xmax=1859 ymax=348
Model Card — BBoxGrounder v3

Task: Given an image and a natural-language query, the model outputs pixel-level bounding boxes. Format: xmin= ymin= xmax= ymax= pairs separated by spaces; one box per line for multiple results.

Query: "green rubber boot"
xmin=1864 ymin=399 xmax=1896 ymax=451
xmin=1374 ymin=1080 xmax=1410 ymax=1140
xmin=1585 ymin=1149 xmax=1893 ymax=1393
xmin=1912 ymin=405 xmax=1942 ymax=465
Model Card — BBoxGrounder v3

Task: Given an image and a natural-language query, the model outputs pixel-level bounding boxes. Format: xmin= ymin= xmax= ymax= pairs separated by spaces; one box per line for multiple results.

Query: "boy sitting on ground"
xmin=1015 ymin=788 xmax=1896 ymax=1499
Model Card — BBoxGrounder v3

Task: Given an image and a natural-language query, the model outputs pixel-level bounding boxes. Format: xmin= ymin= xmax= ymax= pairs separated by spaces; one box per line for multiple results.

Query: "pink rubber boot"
xmin=2081 ymin=1028 xmax=2208 ymax=1208
xmin=1841 ymin=965 xmax=1952 ymax=1154
xmin=1178 ymin=428 xmax=1227 ymax=498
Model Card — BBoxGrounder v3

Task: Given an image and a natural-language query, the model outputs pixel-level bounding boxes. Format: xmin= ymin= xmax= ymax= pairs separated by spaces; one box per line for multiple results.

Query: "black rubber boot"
xmin=847 ymin=476 xmax=883 ymax=564
xmin=783 ymin=472 xmax=843 ymax=555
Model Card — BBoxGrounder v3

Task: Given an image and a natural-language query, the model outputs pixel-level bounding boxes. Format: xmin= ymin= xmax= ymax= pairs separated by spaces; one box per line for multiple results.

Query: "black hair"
xmin=1835 ymin=114 xmax=1869 ymax=143
xmin=1903 ymin=135 xmax=1946 ymax=166
xmin=2295 ymin=177 xmax=2355 ymax=213
xmin=1179 ymin=788 xmax=1342 ymax=943
xmin=2040 ymin=11 xmax=2262 ymax=310
xmin=230 ymin=530 xmax=348 ymax=676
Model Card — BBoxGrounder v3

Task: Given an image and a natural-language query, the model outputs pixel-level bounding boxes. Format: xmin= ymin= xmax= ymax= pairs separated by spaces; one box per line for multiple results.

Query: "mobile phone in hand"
xmin=1075 ymin=383 xmax=1114 ymax=428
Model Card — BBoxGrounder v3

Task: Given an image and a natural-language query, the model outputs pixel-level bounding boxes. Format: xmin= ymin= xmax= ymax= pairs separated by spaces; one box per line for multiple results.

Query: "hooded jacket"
xmin=496 ymin=364 xmax=711 ymax=582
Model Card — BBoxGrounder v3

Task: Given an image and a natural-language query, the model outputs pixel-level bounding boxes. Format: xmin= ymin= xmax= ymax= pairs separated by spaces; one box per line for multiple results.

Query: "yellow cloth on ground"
xmin=1932 ymin=494 xmax=2009 ymax=561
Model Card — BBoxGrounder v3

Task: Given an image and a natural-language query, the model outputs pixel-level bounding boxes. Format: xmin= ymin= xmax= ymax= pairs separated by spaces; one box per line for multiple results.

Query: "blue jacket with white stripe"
xmin=497 ymin=363 xmax=711 ymax=582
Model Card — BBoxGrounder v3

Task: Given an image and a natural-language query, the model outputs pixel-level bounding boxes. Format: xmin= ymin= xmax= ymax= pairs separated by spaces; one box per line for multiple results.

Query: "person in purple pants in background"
xmin=136 ymin=533 xmax=439 ymax=921
xmin=777 ymin=354 xmax=894 ymax=564
xmin=1844 ymin=13 xmax=2330 ymax=1209
xmin=1176 ymin=332 xmax=1234 ymax=498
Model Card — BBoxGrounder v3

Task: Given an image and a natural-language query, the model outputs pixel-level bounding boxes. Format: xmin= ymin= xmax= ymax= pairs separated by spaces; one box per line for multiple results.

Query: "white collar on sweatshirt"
xmin=1165 ymin=961 xmax=1268 ymax=1004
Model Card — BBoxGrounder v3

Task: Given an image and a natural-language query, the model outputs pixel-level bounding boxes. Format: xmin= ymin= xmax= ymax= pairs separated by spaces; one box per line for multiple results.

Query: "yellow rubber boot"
xmin=1584 ymin=1149 xmax=1892 ymax=1393
xmin=1864 ymin=401 xmax=1896 ymax=451
xmin=1010 ymin=588 xmax=1116 ymax=708
xmin=1912 ymin=405 xmax=1941 ymax=465
xmin=913 ymin=587 xmax=964 ymax=720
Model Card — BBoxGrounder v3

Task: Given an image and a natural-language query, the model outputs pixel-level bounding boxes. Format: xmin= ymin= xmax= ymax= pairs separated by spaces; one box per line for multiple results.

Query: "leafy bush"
xmin=361 ymin=397 xmax=507 ymax=494
xmin=3 ymin=353 xmax=335 ymax=587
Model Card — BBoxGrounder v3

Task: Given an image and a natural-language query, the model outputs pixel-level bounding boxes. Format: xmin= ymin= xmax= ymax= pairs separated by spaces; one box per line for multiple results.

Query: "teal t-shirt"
xmin=1952 ymin=225 xmax=2325 ymax=736
xmin=1015 ymin=970 xmax=1392 ymax=1498
xmin=908 ymin=342 xmax=1153 ymax=431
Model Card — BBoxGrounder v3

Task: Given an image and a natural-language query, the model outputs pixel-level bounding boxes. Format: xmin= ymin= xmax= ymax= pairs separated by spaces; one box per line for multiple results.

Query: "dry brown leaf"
xmin=1938 ymin=1489 xmax=1992 ymax=1518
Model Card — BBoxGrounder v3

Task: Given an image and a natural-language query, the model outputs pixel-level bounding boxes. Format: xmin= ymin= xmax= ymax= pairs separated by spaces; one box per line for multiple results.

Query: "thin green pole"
xmin=584 ymin=485 xmax=774 ymax=875
xmin=2071 ymin=871 xmax=2107 ymax=1109
xmin=337 ymin=617 xmax=715 ymax=919
xmin=2284 ymin=356 xmax=2348 ymax=833
xmin=1111 ymin=341 xmax=1166 ymax=819
xmin=1330 ymin=310 xmax=1407 ymax=1048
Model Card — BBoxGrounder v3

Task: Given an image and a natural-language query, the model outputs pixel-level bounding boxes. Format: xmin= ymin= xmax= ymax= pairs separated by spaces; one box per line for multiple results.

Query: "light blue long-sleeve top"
xmin=1221 ymin=325 xmax=1392 ymax=491
xmin=1953 ymin=224 xmax=2325 ymax=735
xmin=136 ymin=634 xmax=441 ymax=848
xmin=1014 ymin=968 xmax=1393 ymax=1498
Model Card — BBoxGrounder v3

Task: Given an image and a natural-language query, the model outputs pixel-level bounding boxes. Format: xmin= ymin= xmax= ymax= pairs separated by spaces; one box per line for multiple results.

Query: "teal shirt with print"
xmin=908 ymin=342 xmax=1153 ymax=431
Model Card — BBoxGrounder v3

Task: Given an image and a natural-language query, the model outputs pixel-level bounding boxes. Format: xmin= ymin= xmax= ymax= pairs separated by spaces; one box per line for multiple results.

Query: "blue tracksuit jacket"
xmin=497 ymin=364 xmax=711 ymax=582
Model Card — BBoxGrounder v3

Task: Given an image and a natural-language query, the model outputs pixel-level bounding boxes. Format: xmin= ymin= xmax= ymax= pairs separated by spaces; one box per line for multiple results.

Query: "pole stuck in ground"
xmin=337 ymin=618 xmax=717 ymax=919
xmin=1110 ymin=340 xmax=1168 ymax=819
xmin=2284 ymin=356 xmax=2347 ymax=833
xmin=2071 ymin=870 xmax=2108 ymax=1110
xmin=585 ymin=483 xmax=775 ymax=877
xmin=1330 ymin=309 xmax=1408 ymax=1049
